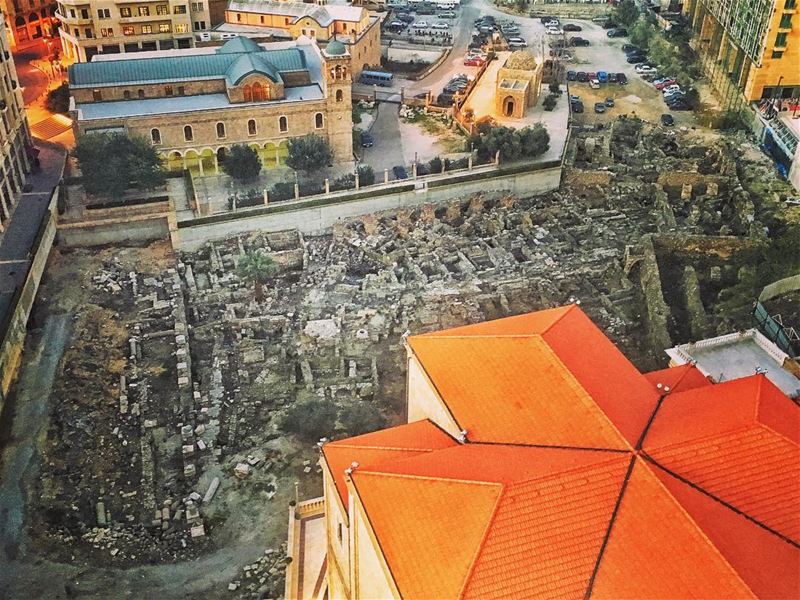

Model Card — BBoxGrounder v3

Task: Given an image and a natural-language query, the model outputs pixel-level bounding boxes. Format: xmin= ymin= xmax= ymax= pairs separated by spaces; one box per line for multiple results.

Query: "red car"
xmin=586 ymin=71 xmax=597 ymax=79
xmin=655 ymin=79 xmax=677 ymax=90
xmin=464 ymin=55 xmax=486 ymax=66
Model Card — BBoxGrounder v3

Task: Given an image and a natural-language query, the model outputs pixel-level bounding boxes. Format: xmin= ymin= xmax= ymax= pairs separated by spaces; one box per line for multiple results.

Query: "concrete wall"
xmin=387 ymin=45 xmax=444 ymax=64
xmin=323 ymin=461 xmax=352 ymax=599
xmin=0 ymin=192 xmax=58 ymax=405
xmin=759 ymin=274 xmax=800 ymax=303
xmin=172 ymin=164 xmax=562 ymax=251
xmin=350 ymin=489 xmax=398 ymax=599
xmin=57 ymin=213 xmax=170 ymax=247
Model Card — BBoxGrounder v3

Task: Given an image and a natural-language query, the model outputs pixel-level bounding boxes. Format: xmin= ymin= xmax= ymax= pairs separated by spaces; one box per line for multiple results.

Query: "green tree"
xmin=74 ymin=132 xmax=166 ymax=198
xmin=519 ymin=124 xmax=550 ymax=156
xmin=45 ymin=82 xmax=70 ymax=114
xmin=286 ymin=134 xmax=333 ymax=173
xmin=222 ymin=144 xmax=262 ymax=183
xmin=630 ymin=20 xmax=657 ymax=51
xmin=614 ymin=0 xmax=640 ymax=26
xmin=339 ymin=402 xmax=386 ymax=437
xmin=236 ymin=249 xmax=277 ymax=301
xmin=543 ymin=95 xmax=557 ymax=111
xmin=280 ymin=399 xmax=338 ymax=442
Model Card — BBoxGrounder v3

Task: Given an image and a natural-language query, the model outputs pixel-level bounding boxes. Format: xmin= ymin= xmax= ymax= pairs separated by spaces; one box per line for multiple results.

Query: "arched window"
xmin=251 ymin=82 xmax=265 ymax=101
xmin=123 ymin=90 xmax=131 ymax=99
xmin=150 ymin=128 xmax=161 ymax=144
xmin=137 ymin=89 xmax=145 ymax=98
xmin=216 ymin=122 xmax=226 ymax=139
xmin=15 ymin=16 xmax=25 ymax=27
xmin=247 ymin=119 xmax=257 ymax=135
xmin=335 ymin=89 xmax=343 ymax=102
xmin=183 ymin=125 xmax=193 ymax=142
xmin=315 ymin=112 xmax=323 ymax=128
xmin=243 ymin=84 xmax=252 ymax=102
xmin=279 ymin=116 xmax=287 ymax=132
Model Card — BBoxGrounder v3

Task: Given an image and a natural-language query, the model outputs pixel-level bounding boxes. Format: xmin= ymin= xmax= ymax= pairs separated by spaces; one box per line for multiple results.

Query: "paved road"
xmin=359 ymin=102 xmax=405 ymax=179
xmin=14 ymin=48 xmax=50 ymax=106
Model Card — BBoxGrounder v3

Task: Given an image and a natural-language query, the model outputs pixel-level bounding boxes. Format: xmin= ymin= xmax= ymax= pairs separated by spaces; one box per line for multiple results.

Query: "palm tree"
xmin=236 ymin=250 xmax=277 ymax=301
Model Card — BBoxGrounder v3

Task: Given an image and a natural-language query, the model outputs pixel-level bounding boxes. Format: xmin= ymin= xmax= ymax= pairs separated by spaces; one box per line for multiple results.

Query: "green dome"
xmin=325 ymin=40 xmax=347 ymax=56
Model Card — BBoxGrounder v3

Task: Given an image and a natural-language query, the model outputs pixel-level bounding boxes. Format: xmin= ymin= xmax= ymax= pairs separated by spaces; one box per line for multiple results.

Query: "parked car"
xmin=597 ymin=70 xmax=608 ymax=83
xmin=617 ymin=72 xmax=628 ymax=84
xmin=590 ymin=78 xmax=600 ymax=89
xmin=415 ymin=163 xmax=430 ymax=176
xmin=635 ymin=64 xmax=658 ymax=74
xmin=586 ymin=71 xmax=597 ymax=79
xmin=431 ymin=22 xmax=449 ymax=29
xmin=570 ymin=37 xmax=590 ymax=46
xmin=626 ymin=54 xmax=646 ymax=64
xmin=439 ymin=10 xmax=456 ymax=18
xmin=572 ymin=101 xmax=584 ymax=113
xmin=622 ymin=44 xmax=641 ymax=53
xmin=576 ymin=71 xmax=588 ymax=82
xmin=607 ymin=28 xmax=628 ymax=37
xmin=655 ymin=78 xmax=677 ymax=90
xmin=660 ymin=113 xmax=675 ymax=126
xmin=566 ymin=70 xmax=577 ymax=81
xmin=605 ymin=97 xmax=615 ymax=107
xmin=546 ymin=26 xmax=563 ymax=35
xmin=563 ymin=23 xmax=582 ymax=31
xmin=436 ymin=92 xmax=454 ymax=104
xmin=594 ymin=102 xmax=606 ymax=113
xmin=393 ymin=165 xmax=409 ymax=179
xmin=608 ymin=72 xmax=618 ymax=83
xmin=601 ymin=20 xmax=617 ymax=29
xmin=397 ymin=13 xmax=415 ymax=22
xmin=360 ymin=132 xmax=374 ymax=148
xmin=508 ymin=37 xmax=528 ymax=48
xmin=543 ymin=18 xmax=560 ymax=26
xmin=662 ymin=84 xmax=681 ymax=95
xmin=415 ymin=20 xmax=428 ymax=27
xmin=464 ymin=55 xmax=485 ymax=66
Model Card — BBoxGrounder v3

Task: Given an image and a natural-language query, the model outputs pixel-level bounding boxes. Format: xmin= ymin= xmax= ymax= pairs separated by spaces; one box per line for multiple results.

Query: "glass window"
xmin=184 ymin=125 xmax=193 ymax=142
xmin=92 ymin=89 xmax=102 ymax=101
xmin=247 ymin=119 xmax=257 ymax=135
xmin=177 ymin=86 xmax=185 ymax=95
xmin=159 ymin=23 xmax=171 ymax=32
xmin=165 ymin=85 xmax=173 ymax=96
xmin=279 ymin=116 xmax=287 ymax=132
xmin=335 ymin=89 xmax=343 ymax=102
xmin=315 ymin=112 xmax=323 ymax=128
xmin=138 ymin=89 xmax=145 ymax=98
xmin=151 ymin=128 xmax=161 ymax=144
xmin=138 ymin=6 xmax=149 ymax=16
xmin=785 ymin=0 xmax=796 ymax=9
xmin=84 ymin=28 xmax=92 ymax=38
xmin=123 ymin=25 xmax=134 ymax=35
xmin=174 ymin=5 xmax=187 ymax=13
xmin=141 ymin=25 xmax=152 ymax=34
xmin=175 ymin=24 xmax=188 ymax=33
xmin=120 ymin=7 xmax=131 ymax=17
xmin=779 ymin=14 xmax=792 ymax=28
xmin=216 ymin=122 xmax=226 ymax=138
xmin=156 ymin=4 xmax=168 ymax=14
xmin=772 ymin=50 xmax=784 ymax=58
xmin=775 ymin=32 xmax=788 ymax=46
xmin=80 ymin=8 xmax=88 ymax=18
xmin=123 ymin=90 xmax=131 ymax=99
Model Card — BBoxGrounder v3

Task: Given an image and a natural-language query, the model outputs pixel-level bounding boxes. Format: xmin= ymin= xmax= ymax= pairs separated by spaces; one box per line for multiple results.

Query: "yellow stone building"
xmin=494 ymin=50 xmax=543 ymax=118
xmin=1 ymin=0 xmax=59 ymax=48
xmin=68 ymin=35 xmax=354 ymax=173
xmin=215 ymin=0 xmax=381 ymax=76
xmin=684 ymin=0 xmax=799 ymax=103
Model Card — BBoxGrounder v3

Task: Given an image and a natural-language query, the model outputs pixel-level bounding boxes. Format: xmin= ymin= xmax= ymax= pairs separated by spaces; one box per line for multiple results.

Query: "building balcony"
xmin=118 ymin=14 xmax=172 ymax=23
xmin=285 ymin=497 xmax=327 ymax=600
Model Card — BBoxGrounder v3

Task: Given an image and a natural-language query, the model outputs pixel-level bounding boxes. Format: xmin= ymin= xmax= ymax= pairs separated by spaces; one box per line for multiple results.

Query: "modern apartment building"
xmin=684 ymin=0 xmax=799 ymax=105
xmin=286 ymin=304 xmax=800 ymax=599
xmin=69 ymin=36 xmax=354 ymax=173
xmin=1 ymin=0 xmax=58 ymax=48
xmin=0 ymin=15 xmax=31 ymax=230
xmin=55 ymin=0 xmax=213 ymax=61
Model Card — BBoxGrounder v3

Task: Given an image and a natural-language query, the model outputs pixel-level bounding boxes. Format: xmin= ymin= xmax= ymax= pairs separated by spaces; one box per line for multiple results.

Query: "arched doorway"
xmin=166 ymin=151 xmax=184 ymax=172
xmin=503 ymin=96 xmax=515 ymax=117
xmin=200 ymin=148 xmax=216 ymax=175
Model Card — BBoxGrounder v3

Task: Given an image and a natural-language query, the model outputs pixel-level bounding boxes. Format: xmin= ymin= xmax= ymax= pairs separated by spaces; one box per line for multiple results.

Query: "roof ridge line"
xmin=325 ymin=443 xmax=440 ymax=452
xmin=468 ymin=440 xmax=629 ymax=453
xmin=642 ymin=453 xmax=800 ymax=549
xmin=583 ymin=455 xmax=637 ymax=599
xmin=540 ymin=303 xmax=576 ymax=334
xmin=458 ymin=484 xmax=508 ymax=599
xmin=412 ymin=334 xmax=543 ymax=339
xmin=754 ymin=420 xmax=800 ymax=448
xmin=353 ymin=470 xmax=505 ymax=489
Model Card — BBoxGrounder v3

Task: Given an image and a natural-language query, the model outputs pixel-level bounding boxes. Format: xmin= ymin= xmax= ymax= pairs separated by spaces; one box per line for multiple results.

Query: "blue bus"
xmin=360 ymin=70 xmax=394 ymax=86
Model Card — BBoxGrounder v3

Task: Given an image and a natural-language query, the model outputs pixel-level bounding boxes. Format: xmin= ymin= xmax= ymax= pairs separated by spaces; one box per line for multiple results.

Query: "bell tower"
xmin=321 ymin=40 xmax=354 ymax=164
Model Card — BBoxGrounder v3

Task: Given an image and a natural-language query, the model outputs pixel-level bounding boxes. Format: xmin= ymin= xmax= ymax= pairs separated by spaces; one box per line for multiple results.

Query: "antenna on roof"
xmin=402 ymin=329 xmax=411 ymax=339
xmin=663 ymin=385 xmax=670 ymax=393
xmin=755 ymin=366 xmax=767 ymax=375
xmin=457 ymin=429 xmax=468 ymax=444
xmin=656 ymin=383 xmax=663 ymax=390
xmin=344 ymin=462 xmax=359 ymax=476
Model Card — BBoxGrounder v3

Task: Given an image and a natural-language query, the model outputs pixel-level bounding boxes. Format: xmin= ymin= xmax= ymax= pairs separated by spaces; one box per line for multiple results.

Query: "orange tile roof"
xmin=649 ymin=459 xmax=800 ymax=600
xmin=327 ymin=307 xmax=800 ymax=599
xmin=352 ymin=472 xmax=502 ymax=600
xmin=321 ymin=420 xmax=456 ymax=506
xmin=644 ymin=363 xmax=712 ymax=393
xmin=590 ymin=459 xmax=757 ymax=599
xmin=408 ymin=304 xmax=658 ymax=447
xmin=407 ymin=335 xmax=631 ymax=449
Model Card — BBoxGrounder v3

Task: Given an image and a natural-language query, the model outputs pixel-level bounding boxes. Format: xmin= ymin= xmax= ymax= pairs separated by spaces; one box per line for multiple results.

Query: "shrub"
xmin=280 ymin=399 xmax=338 ymax=442
xmin=358 ymin=165 xmax=375 ymax=186
xmin=543 ymin=95 xmax=557 ymax=111
xmin=548 ymin=81 xmax=561 ymax=95
xmin=339 ymin=402 xmax=386 ymax=437
xmin=270 ymin=182 xmax=295 ymax=202
xmin=428 ymin=156 xmax=443 ymax=173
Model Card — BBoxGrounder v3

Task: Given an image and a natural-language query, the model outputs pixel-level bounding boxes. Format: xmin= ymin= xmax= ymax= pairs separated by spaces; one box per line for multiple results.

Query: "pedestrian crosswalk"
xmin=30 ymin=116 xmax=72 ymax=140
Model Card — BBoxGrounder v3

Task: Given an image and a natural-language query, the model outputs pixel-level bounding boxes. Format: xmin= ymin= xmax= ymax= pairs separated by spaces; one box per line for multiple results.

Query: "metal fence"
xmin=753 ymin=301 xmax=799 ymax=357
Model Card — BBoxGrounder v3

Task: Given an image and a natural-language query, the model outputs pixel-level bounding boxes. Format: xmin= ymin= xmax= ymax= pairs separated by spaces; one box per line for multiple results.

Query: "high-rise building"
xmin=55 ymin=0 xmax=213 ymax=62
xmin=0 ymin=14 xmax=31 ymax=230
xmin=1 ymin=0 xmax=59 ymax=48
xmin=684 ymin=0 xmax=799 ymax=106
